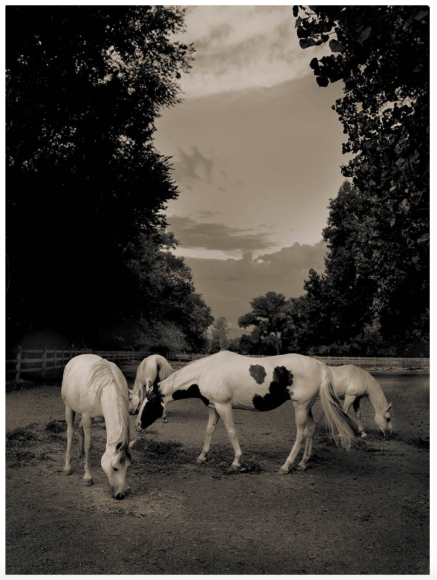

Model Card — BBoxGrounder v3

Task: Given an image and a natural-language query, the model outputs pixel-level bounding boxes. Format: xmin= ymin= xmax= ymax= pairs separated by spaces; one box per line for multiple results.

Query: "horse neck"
xmin=160 ymin=363 xmax=197 ymax=397
xmin=100 ymin=384 xmax=128 ymax=446
xmin=365 ymin=374 xmax=388 ymax=415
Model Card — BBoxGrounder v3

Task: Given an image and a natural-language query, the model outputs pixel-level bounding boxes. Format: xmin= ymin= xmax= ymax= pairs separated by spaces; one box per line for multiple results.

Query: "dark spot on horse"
xmin=139 ymin=389 xmax=164 ymax=429
xmin=253 ymin=366 xmax=293 ymax=412
xmin=172 ymin=384 xmax=210 ymax=407
xmin=249 ymin=365 xmax=267 ymax=385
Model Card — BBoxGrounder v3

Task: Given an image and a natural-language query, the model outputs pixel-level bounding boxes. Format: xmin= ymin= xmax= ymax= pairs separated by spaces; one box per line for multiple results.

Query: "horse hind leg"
xmin=163 ymin=401 xmax=168 ymax=423
xmin=63 ymin=406 xmax=75 ymax=476
xmin=214 ymin=403 xmax=242 ymax=470
xmin=197 ymin=407 xmax=220 ymax=463
xmin=81 ymin=415 xmax=93 ymax=486
xmin=298 ymin=409 xmax=316 ymax=471
xmin=278 ymin=405 xmax=308 ymax=475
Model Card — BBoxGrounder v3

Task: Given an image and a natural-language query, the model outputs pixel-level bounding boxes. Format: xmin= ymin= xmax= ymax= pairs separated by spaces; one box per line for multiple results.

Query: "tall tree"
xmin=238 ymin=292 xmax=293 ymax=355
xmin=209 ymin=317 xmax=230 ymax=352
xmin=6 ymin=6 xmax=195 ymax=345
xmin=294 ymin=5 xmax=429 ymax=352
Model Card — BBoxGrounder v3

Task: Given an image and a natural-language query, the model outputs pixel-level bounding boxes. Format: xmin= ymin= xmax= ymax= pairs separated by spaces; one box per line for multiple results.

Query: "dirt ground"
xmin=6 ymin=367 xmax=429 ymax=575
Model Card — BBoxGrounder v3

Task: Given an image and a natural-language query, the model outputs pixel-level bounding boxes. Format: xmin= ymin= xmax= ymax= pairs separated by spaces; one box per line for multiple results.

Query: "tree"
xmin=294 ymin=5 xmax=429 ymax=353
xmin=238 ymin=292 xmax=293 ymax=355
xmin=209 ymin=317 xmax=230 ymax=352
xmin=6 ymin=6 xmax=195 ymax=345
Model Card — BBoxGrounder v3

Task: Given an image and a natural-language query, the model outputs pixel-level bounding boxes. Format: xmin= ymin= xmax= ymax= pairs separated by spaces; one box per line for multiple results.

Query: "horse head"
xmin=375 ymin=402 xmax=393 ymax=436
xmin=101 ymin=441 xmax=131 ymax=500
xmin=128 ymin=381 xmax=144 ymax=415
xmin=135 ymin=381 xmax=164 ymax=432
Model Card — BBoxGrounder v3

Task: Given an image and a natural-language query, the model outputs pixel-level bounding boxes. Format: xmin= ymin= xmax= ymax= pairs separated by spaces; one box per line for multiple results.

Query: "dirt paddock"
xmin=6 ymin=367 xmax=429 ymax=574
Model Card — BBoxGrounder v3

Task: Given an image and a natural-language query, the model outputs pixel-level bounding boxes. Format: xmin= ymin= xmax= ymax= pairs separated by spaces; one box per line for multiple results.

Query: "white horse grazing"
xmin=330 ymin=365 xmax=393 ymax=437
xmin=128 ymin=354 xmax=173 ymax=422
xmin=61 ymin=354 xmax=133 ymax=499
xmin=135 ymin=351 xmax=358 ymax=474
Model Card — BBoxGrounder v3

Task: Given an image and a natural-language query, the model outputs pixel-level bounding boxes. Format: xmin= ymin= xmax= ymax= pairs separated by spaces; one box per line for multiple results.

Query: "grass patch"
xmin=133 ymin=439 xmax=197 ymax=473
xmin=46 ymin=419 xmax=67 ymax=433
xmin=6 ymin=427 xmax=39 ymax=445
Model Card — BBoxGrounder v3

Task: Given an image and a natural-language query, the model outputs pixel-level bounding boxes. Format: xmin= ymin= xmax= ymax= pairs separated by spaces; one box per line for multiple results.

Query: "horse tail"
xmin=318 ymin=363 xmax=358 ymax=450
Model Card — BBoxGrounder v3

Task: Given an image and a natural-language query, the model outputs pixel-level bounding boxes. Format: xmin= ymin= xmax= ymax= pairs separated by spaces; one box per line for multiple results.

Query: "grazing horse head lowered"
xmin=135 ymin=351 xmax=359 ymax=474
xmin=129 ymin=355 xmax=173 ymax=422
xmin=330 ymin=365 xmax=394 ymax=438
xmin=61 ymin=354 xmax=135 ymax=499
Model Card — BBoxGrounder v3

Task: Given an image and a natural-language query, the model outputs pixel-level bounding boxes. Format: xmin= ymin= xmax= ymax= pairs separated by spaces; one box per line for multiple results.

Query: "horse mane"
xmin=354 ymin=366 xmax=388 ymax=413
xmin=89 ymin=359 xmax=131 ymax=461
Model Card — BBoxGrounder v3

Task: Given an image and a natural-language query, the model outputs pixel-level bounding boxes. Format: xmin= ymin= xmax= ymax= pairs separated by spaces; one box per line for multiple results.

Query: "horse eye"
xmin=113 ymin=467 xmax=119 ymax=472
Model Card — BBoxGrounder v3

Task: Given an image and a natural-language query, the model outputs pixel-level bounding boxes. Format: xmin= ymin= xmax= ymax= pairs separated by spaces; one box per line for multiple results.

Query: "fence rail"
xmin=5 ymin=347 xmax=430 ymax=382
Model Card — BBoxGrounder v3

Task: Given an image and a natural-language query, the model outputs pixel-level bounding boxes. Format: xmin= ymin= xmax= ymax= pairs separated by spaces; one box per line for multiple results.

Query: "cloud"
xmin=183 ymin=241 xmax=327 ymax=328
xmin=177 ymin=6 xmax=331 ymax=98
xmin=196 ymin=210 xmax=228 ymax=220
xmin=174 ymin=146 xmax=213 ymax=182
xmin=168 ymin=215 xmax=276 ymax=253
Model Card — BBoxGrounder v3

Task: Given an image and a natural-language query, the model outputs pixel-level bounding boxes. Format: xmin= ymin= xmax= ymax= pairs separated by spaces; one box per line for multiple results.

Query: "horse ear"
xmin=387 ymin=402 xmax=393 ymax=410
xmin=129 ymin=439 xmax=137 ymax=449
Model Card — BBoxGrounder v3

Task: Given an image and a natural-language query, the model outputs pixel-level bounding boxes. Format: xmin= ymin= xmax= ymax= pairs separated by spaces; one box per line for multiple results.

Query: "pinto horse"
xmin=128 ymin=354 xmax=173 ymax=422
xmin=61 ymin=354 xmax=133 ymax=499
xmin=135 ymin=351 xmax=358 ymax=474
xmin=330 ymin=365 xmax=393 ymax=437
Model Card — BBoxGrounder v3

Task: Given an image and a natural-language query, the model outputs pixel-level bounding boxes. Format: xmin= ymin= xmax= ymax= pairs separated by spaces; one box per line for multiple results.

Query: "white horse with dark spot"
xmin=128 ymin=354 xmax=173 ymax=422
xmin=61 ymin=354 xmax=133 ymax=499
xmin=330 ymin=365 xmax=393 ymax=437
xmin=135 ymin=351 xmax=358 ymax=474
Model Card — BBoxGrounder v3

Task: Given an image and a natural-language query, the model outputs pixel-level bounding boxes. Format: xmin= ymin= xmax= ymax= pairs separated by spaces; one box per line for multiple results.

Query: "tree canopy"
xmin=291 ymin=5 xmax=429 ymax=354
xmin=6 ymin=6 xmax=213 ymax=348
xmin=238 ymin=292 xmax=293 ymax=355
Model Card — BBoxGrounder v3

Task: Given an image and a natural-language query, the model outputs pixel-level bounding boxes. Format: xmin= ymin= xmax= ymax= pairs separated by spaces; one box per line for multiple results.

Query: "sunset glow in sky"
xmin=153 ymin=6 xmax=349 ymax=335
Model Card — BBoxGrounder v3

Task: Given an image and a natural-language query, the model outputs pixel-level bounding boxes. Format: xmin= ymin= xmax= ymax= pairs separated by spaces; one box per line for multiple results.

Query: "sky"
xmin=153 ymin=5 xmax=350 ymax=337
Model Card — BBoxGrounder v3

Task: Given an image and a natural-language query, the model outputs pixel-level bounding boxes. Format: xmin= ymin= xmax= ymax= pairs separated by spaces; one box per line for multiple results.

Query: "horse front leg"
xmin=278 ymin=405 xmax=307 ymax=475
xmin=81 ymin=415 xmax=93 ymax=486
xmin=215 ymin=403 xmax=242 ymax=470
xmin=163 ymin=401 xmax=168 ymax=423
xmin=197 ymin=407 xmax=220 ymax=463
xmin=63 ymin=406 xmax=75 ymax=476
xmin=352 ymin=398 xmax=367 ymax=437
xmin=77 ymin=418 xmax=84 ymax=459
xmin=298 ymin=409 xmax=316 ymax=471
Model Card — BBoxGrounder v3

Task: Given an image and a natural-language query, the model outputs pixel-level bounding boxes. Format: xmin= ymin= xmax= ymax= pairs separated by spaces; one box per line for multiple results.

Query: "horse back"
xmin=61 ymin=354 xmax=105 ymax=415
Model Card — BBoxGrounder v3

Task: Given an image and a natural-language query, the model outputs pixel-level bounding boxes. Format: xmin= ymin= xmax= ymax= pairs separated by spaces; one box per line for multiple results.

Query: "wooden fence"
xmin=5 ymin=347 xmax=430 ymax=382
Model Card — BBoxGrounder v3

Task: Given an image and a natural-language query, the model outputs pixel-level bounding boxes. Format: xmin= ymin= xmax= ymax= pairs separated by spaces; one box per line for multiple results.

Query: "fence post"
xmin=42 ymin=346 xmax=47 ymax=377
xmin=15 ymin=345 xmax=22 ymax=381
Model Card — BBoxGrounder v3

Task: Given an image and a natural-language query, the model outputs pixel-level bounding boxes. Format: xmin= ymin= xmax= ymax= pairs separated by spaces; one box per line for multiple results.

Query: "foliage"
xmin=208 ymin=317 xmax=230 ymax=353
xmin=238 ymin=292 xmax=294 ymax=355
xmin=6 ymin=6 xmax=197 ymax=346
xmin=293 ymin=5 xmax=429 ymax=354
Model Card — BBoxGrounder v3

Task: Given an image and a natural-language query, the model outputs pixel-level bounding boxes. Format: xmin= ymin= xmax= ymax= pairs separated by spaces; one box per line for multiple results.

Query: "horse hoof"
xmin=83 ymin=478 xmax=93 ymax=486
xmin=360 ymin=433 xmax=367 ymax=438
xmin=297 ymin=464 xmax=307 ymax=471
xmin=163 ymin=419 xmax=168 ymax=424
xmin=196 ymin=457 xmax=206 ymax=464
xmin=63 ymin=468 xmax=73 ymax=476
xmin=278 ymin=467 xmax=289 ymax=476
xmin=229 ymin=465 xmax=240 ymax=472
